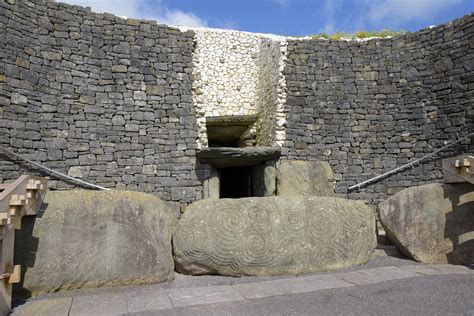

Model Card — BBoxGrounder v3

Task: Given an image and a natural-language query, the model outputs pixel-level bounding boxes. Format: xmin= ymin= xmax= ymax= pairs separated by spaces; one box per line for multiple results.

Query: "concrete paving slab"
xmin=398 ymin=264 xmax=443 ymax=275
xmin=69 ymin=293 xmax=127 ymax=316
xmin=359 ymin=266 xmax=421 ymax=279
xmin=273 ymin=274 xmax=353 ymax=294
xmin=336 ymin=266 xmax=421 ymax=285
xmin=232 ymin=281 xmax=290 ymax=299
xmin=167 ymin=285 xmax=245 ymax=308
xmin=429 ymin=264 xmax=474 ymax=274
xmin=126 ymin=290 xmax=173 ymax=313
xmin=11 ymin=297 xmax=72 ymax=316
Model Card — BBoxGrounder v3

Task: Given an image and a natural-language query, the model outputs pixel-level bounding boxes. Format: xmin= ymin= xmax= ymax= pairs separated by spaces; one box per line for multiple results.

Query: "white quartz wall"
xmin=191 ymin=28 xmax=287 ymax=148
xmin=256 ymin=39 xmax=287 ymax=147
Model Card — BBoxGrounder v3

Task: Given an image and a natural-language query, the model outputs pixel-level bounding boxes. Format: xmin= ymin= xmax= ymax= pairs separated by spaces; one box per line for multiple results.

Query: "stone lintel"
xmin=206 ymin=115 xmax=258 ymax=126
xmin=196 ymin=147 xmax=281 ymax=167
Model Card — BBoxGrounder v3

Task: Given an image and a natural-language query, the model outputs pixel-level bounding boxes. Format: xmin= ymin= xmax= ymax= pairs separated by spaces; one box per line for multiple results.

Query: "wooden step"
xmin=9 ymin=194 xmax=26 ymax=206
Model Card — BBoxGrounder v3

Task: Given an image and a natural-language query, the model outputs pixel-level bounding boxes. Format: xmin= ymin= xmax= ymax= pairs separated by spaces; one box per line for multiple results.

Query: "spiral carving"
xmin=173 ymin=196 xmax=376 ymax=276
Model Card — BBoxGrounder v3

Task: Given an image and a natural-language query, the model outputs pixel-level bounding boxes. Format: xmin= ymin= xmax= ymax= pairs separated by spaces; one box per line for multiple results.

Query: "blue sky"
xmin=60 ymin=0 xmax=474 ymax=36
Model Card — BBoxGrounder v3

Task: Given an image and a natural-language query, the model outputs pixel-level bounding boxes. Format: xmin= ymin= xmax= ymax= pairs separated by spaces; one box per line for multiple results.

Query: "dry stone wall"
xmin=0 ymin=0 xmax=202 ymax=203
xmin=0 ymin=1 xmax=472 ymax=206
xmin=283 ymin=14 xmax=474 ymax=205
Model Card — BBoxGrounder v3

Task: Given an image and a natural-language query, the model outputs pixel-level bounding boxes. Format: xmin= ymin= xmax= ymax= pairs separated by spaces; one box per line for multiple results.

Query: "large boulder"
xmin=378 ymin=183 xmax=474 ymax=264
xmin=173 ymin=196 xmax=376 ymax=276
xmin=15 ymin=190 xmax=177 ymax=296
xmin=277 ymin=160 xmax=335 ymax=196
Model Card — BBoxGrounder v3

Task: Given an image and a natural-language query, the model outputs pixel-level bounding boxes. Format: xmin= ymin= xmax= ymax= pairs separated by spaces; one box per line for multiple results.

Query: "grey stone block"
xmin=277 ymin=160 xmax=335 ymax=197
xmin=335 ymin=266 xmax=421 ymax=285
xmin=273 ymin=275 xmax=354 ymax=293
xmin=174 ymin=196 xmax=376 ymax=276
xmin=11 ymin=297 xmax=72 ymax=316
xmin=69 ymin=294 xmax=127 ymax=316
xmin=18 ymin=190 xmax=177 ymax=295
xmin=167 ymin=285 xmax=245 ymax=307
xmin=379 ymin=183 xmax=474 ymax=264
xmin=232 ymin=281 xmax=289 ymax=299
xmin=126 ymin=290 xmax=172 ymax=313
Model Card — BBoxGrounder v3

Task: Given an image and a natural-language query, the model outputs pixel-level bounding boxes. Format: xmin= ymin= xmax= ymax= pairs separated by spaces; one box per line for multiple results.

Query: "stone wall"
xmin=255 ymin=38 xmax=287 ymax=147
xmin=0 ymin=0 xmax=202 ymax=203
xmin=283 ymin=13 xmax=474 ymax=205
xmin=191 ymin=28 xmax=287 ymax=148
xmin=192 ymin=29 xmax=261 ymax=148
xmin=1 ymin=1 xmax=472 ymax=206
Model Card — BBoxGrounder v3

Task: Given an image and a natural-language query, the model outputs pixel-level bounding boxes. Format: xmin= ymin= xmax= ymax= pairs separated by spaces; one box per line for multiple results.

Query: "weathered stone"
xmin=1 ymin=0 xmax=473 ymax=212
xmin=252 ymin=162 xmax=276 ymax=196
xmin=277 ymin=160 xmax=335 ymax=197
xmin=146 ymin=85 xmax=165 ymax=95
xmin=174 ymin=196 xmax=376 ymax=276
xmin=67 ymin=166 xmax=89 ymax=178
xmin=20 ymin=69 xmax=38 ymax=83
xmin=111 ymin=65 xmax=128 ymax=72
xmin=202 ymin=167 xmax=219 ymax=199
xmin=41 ymin=51 xmax=61 ymax=61
xmin=16 ymin=190 xmax=177 ymax=296
xmin=196 ymin=147 xmax=281 ymax=168
xmin=133 ymin=91 xmax=146 ymax=100
xmin=171 ymin=187 xmax=196 ymax=202
xmin=15 ymin=56 xmax=29 ymax=68
xmin=126 ymin=18 xmax=140 ymax=26
xmin=111 ymin=115 xmax=126 ymax=125
xmin=112 ymin=43 xmax=130 ymax=55
xmin=11 ymin=92 xmax=27 ymax=105
xmin=378 ymin=183 xmax=474 ymax=264
xmin=434 ymin=57 xmax=453 ymax=73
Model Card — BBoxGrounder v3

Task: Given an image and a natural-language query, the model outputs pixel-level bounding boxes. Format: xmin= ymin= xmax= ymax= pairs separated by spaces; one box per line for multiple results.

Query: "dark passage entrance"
xmin=219 ymin=166 xmax=253 ymax=198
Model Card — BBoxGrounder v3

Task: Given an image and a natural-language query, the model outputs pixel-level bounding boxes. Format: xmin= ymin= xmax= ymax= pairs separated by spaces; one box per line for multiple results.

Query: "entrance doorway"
xmin=219 ymin=166 xmax=253 ymax=198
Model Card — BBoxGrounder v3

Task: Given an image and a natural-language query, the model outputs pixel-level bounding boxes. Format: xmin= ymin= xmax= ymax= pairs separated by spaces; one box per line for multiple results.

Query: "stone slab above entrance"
xmin=196 ymin=146 xmax=281 ymax=168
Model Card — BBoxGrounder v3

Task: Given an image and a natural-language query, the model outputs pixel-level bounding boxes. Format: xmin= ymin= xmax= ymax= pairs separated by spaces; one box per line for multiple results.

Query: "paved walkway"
xmin=11 ymin=258 xmax=474 ymax=316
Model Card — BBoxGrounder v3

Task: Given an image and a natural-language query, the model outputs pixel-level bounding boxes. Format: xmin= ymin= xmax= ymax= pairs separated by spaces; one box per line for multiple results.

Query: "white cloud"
xmin=58 ymin=0 xmax=207 ymax=27
xmin=160 ymin=9 xmax=206 ymax=28
xmin=366 ymin=0 xmax=463 ymax=25
xmin=319 ymin=0 xmax=343 ymax=33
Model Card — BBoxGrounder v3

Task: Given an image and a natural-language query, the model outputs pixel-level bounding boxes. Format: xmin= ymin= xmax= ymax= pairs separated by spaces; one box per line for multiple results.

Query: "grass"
xmin=308 ymin=29 xmax=406 ymax=40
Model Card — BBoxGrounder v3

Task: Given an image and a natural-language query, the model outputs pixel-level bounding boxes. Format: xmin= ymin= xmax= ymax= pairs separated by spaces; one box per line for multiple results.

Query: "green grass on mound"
xmin=307 ymin=29 xmax=406 ymax=40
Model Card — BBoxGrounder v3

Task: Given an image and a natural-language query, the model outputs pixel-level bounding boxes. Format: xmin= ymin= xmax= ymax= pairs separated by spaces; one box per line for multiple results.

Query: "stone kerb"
xmin=174 ymin=196 xmax=376 ymax=276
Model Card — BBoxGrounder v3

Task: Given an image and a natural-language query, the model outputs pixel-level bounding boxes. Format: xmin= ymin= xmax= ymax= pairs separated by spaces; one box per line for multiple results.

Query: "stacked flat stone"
xmin=0 ymin=0 xmax=472 ymax=207
xmin=282 ymin=15 xmax=474 ymax=205
xmin=0 ymin=0 xmax=201 ymax=204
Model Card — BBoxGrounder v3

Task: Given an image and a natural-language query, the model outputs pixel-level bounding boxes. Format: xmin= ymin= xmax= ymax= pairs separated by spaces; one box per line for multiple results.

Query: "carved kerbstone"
xmin=17 ymin=190 xmax=177 ymax=296
xmin=379 ymin=183 xmax=474 ymax=264
xmin=174 ymin=196 xmax=376 ymax=276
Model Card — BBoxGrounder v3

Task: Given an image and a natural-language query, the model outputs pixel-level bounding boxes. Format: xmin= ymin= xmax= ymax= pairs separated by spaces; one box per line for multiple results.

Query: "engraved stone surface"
xmin=277 ymin=160 xmax=335 ymax=196
xmin=16 ymin=190 xmax=177 ymax=296
xmin=378 ymin=183 xmax=474 ymax=264
xmin=173 ymin=196 xmax=376 ymax=276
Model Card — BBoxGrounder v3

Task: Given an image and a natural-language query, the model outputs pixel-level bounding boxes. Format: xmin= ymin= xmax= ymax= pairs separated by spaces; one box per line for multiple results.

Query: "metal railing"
xmin=348 ymin=132 xmax=474 ymax=192
xmin=0 ymin=146 xmax=110 ymax=191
